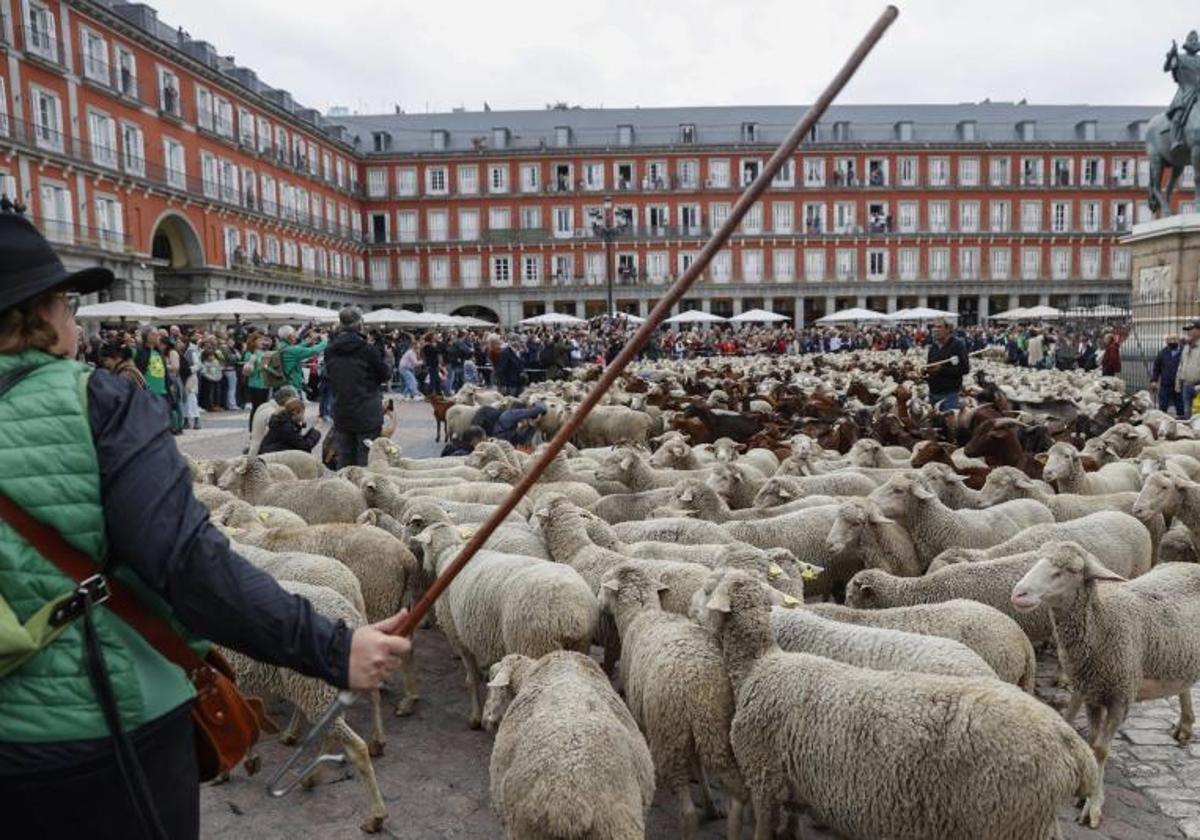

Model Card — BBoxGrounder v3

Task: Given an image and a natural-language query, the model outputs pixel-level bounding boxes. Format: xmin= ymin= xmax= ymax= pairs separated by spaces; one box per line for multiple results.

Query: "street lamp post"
xmin=592 ymin=196 xmax=629 ymax=317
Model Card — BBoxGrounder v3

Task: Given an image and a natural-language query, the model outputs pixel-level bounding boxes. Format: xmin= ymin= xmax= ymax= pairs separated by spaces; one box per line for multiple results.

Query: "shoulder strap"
xmin=0 ymin=493 xmax=206 ymax=677
xmin=0 ymin=365 xmax=39 ymax=401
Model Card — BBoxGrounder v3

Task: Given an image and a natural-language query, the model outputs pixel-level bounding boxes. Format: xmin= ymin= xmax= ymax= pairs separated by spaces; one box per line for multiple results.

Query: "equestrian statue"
xmin=1146 ymin=30 xmax=1200 ymax=215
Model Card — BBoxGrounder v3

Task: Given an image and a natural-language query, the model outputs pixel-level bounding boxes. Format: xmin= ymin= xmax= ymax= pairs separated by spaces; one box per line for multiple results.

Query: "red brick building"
xmin=0 ymin=1 xmax=1185 ymax=325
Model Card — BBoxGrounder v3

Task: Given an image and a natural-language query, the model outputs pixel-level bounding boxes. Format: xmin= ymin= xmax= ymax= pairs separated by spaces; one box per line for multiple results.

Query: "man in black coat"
xmin=496 ymin=339 xmax=525 ymax=396
xmin=324 ymin=307 xmax=391 ymax=467
xmin=925 ymin=318 xmax=969 ymax=413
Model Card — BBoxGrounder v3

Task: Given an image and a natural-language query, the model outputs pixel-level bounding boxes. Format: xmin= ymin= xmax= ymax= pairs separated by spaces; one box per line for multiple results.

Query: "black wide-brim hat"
xmin=0 ymin=214 xmax=113 ymax=312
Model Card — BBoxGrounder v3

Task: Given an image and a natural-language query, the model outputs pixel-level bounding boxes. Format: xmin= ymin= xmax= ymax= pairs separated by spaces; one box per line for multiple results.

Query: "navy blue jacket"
xmin=494 ymin=404 xmax=545 ymax=441
xmin=1153 ymin=344 xmax=1183 ymax=389
xmin=325 ymin=328 xmax=390 ymax=434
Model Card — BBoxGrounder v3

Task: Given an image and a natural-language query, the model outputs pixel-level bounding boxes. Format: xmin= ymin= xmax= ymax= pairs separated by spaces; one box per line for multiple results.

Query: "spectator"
xmin=247 ymin=386 xmax=298 ymax=456
xmin=496 ymin=338 xmax=525 ymax=396
xmin=1152 ymin=333 xmax=1185 ymax=416
xmin=441 ymin=425 xmax=486 ymax=457
xmin=494 ymin=402 xmax=546 ymax=446
xmin=241 ymin=333 xmax=269 ymax=431
xmin=133 ymin=326 xmax=168 ymax=410
xmin=324 ymin=307 xmax=390 ymax=468
xmin=1100 ymin=332 xmax=1122 ymax=377
xmin=420 ymin=332 xmax=445 ymax=395
xmin=925 ymin=318 xmax=969 ymax=413
xmin=396 ymin=340 xmax=421 ymax=399
xmin=99 ymin=343 xmax=145 ymax=389
xmin=276 ymin=323 xmax=328 ymax=394
xmin=259 ymin=397 xmax=321 ymax=454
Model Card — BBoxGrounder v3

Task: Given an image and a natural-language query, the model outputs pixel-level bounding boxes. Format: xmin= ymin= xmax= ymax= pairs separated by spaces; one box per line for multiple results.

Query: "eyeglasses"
xmin=55 ymin=292 xmax=80 ymax=316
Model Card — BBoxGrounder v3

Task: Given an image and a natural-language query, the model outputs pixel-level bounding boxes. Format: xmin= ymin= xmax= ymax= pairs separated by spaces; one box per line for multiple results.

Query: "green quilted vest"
xmin=0 ymin=351 xmax=194 ymax=742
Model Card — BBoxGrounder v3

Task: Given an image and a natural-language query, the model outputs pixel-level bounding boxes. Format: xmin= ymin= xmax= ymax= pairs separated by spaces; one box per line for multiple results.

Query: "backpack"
xmin=177 ymin=350 xmax=192 ymax=383
xmin=261 ymin=350 xmax=288 ymax=389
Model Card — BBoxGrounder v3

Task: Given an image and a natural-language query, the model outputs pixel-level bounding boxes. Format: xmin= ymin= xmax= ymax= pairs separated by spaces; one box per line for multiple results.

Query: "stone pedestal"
xmin=1123 ymin=214 xmax=1200 ymax=346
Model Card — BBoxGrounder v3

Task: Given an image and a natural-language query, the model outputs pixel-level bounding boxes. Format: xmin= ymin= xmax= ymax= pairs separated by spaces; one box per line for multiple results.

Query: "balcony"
xmin=30 ymin=214 xmax=132 ymax=252
xmin=20 ymin=26 xmax=63 ymax=69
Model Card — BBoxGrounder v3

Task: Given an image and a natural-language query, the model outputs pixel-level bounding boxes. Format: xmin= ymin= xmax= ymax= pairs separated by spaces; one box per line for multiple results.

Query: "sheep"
xmin=259 ymin=449 xmax=325 ymax=479
xmin=1012 ymin=541 xmax=1200 ymax=773
xmin=710 ymin=437 xmax=779 ymax=477
xmin=412 ymin=522 xmax=597 ymax=729
xmin=482 ymin=652 xmax=656 ymax=840
xmin=480 ymin=459 xmax=603 ymax=509
xmin=445 ymin=402 xmax=480 ymax=443
xmin=612 ymin=517 xmax=739 ymax=545
xmin=1160 ymin=523 xmax=1200 ymax=564
xmin=822 ymin=498 xmax=920 ymax=597
xmin=848 ymin=438 xmax=912 ymax=468
xmin=869 ymin=472 xmax=1054 ymax=570
xmin=1137 ymin=451 xmax=1200 ymax=482
xmin=696 ymin=569 xmax=1104 ymax=837
xmin=649 ymin=435 xmax=707 ymax=470
xmin=194 ymin=483 xmax=238 ymax=513
xmin=1134 ymin=470 xmax=1200 ymax=537
xmin=398 ymin=497 xmax=550 ymax=559
xmin=465 ymin=439 xmax=527 ymax=472
xmin=751 ymin=473 xmax=876 ymax=508
xmin=1042 ymin=442 xmax=1142 ymax=495
xmin=213 ymin=498 xmax=307 ymax=531
xmin=236 ymin=523 xmax=421 ymax=716
xmin=927 ymin=511 xmax=1153 ymax=579
xmin=397 ymin=482 xmax=534 ymax=514
xmin=663 ymin=479 xmax=837 ymax=522
xmin=222 ymin=581 xmax=388 ymax=834
xmin=574 ymin=404 xmax=659 ymax=448
xmin=596 ymin=447 xmax=706 ymax=492
xmin=599 ymin=564 xmax=747 ymax=839
xmin=589 ymin=486 xmax=678 ymax=523
xmin=805 ymin=599 xmax=1037 ymax=691
xmin=218 ymin=456 xmax=366 ymax=524
xmin=720 ymin=505 xmax=843 ymax=569
xmin=845 ymin=558 xmax=1056 ymax=644
xmin=366 ymin=436 xmax=471 ymax=470
xmin=704 ymin=463 xmax=772 ymax=510
xmin=918 ymin=462 xmax=985 ymax=509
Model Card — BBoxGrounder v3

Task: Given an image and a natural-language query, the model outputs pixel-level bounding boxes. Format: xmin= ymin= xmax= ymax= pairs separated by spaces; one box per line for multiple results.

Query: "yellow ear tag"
xmin=781 ymin=594 xmax=801 ymax=608
xmin=459 ymin=527 xmax=475 ymax=540
xmin=767 ymin=563 xmax=784 ymax=580
xmin=257 ymin=511 xmax=270 ymax=523
xmin=800 ymin=566 xmax=819 ymax=581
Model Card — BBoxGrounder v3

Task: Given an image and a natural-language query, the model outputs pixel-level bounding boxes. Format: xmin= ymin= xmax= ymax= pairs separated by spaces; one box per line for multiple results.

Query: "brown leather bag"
xmin=0 ymin=494 xmax=277 ymax=781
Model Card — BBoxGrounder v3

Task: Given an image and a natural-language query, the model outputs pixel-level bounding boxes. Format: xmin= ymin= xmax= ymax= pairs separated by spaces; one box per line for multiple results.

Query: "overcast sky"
xmin=150 ymin=0 xmax=1198 ymax=115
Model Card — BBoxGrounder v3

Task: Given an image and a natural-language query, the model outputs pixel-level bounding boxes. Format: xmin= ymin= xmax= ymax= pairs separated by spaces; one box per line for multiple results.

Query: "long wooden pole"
xmin=395 ymin=5 xmax=901 ymax=638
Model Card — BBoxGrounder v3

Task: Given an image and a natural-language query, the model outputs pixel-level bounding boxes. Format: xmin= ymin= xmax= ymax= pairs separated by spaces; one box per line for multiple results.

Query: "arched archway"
xmin=150 ymin=211 xmax=204 ymax=269
xmin=452 ymin=304 xmax=500 ymax=324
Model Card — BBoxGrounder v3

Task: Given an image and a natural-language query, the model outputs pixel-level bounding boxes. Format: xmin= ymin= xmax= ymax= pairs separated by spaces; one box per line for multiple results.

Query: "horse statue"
xmin=1146 ymin=31 xmax=1200 ymax=216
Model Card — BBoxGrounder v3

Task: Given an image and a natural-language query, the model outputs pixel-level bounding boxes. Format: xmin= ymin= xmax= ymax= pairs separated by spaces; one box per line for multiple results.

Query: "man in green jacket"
xmin=276 ymin=324 xmax=328 ymax=393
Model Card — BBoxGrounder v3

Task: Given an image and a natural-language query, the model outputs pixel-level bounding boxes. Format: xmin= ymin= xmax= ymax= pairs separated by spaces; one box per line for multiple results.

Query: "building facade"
xmin=0 ymin=0 xmax=1189 ymax=325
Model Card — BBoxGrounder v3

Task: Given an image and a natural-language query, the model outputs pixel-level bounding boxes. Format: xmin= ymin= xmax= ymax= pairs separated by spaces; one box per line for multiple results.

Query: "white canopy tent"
xmin=603 ymin=311 xmax=647 ymax=324
xmin=730 ymin=308 xmax=788 ymax=323
xmin=989 ymin=307 xmax=1029 ymax=321
xmin=517 ymin=312 xmax=588 ymax=327
xmin=886 ymin=307 xmax=959 ymax=322
xmin=271 ymin=303 xmax=339 ymax=322
xmin=75 ymin=300 xmax=164 ymax=321
xmin=1020 ymin=305 xmax=1063 ymax=320
xmin=815 ymin=307 xmax=889 ymax=324
xmin=362 ymin=309 xmax=455 ymax=328
xmin=444 ymin=314 xmax=496 ymax=328
xmin=157 ymin=298 xmax=283 ymax=322
xmin=1086 ymin=305 xmax=1130 ymax=318
xmin=664 ymin=310 xmax=727 ymax=324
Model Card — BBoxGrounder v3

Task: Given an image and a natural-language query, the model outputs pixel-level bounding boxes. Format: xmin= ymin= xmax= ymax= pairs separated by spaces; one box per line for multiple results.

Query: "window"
xmin=386 ymin=167 xmax=414 ymax=197
xmin=957 ymin=157 xmax=980 ymax=187
xmin=1021 ymin=157 xmax=1043 ymax=186
xmin=742 ymin=250 xmax=763 ymax=282
xmin=219 ymin=160 xmax=239 ymax=204
xmin=583 ymin=252 xmax=605 ymax=284
xmin=1051 ymin=201 xmax=1071 ymax=233
xmin=39 ymin=182 xmax=73 ymax=243
xmin=427 ymin=209 xmax=448 ymax=242
xmin=1113 ymin=158 xmax=1135 ymax=187
xmin=91 ymin=196 xmax=122 ymax=250
xmin=645 ymin=160 xmax=668 ymax=189
xmin=678 ymin=160 xmax=699 ymax=189
xmin=959 ymin=247 xmax=980 ymax=280
xmin=367 ymin=168 xmax=388 ymax=198
xmin=617 ymin=125 xmax=633 ymax=146
xmin=1081 ymin=247 xmax=1101 ymax=280
xmin=989 ymin=200 xmax=1010 ymax=232
xmin=958 ymin=201 xmax=979 ymax=233
xmin=257 ymin=118 xmax=272 ymax=154
xmin=265 ymin=236 xmax=280 ymax=264
xmin=898 ymin=248 xmax=918 ymax=280
xmin=896 ymin=157 xmax=917 ymax=186
xmin=773 ymin=249 xmax=795 ymax=282
xmin=833 ymin=158 xmax=856 ymax=186
xmin=1111 ymin=247 xmax=1130 ymax=279
xmin=866 ymin=158 xmax=887 ymax=187
xmin=989 ymin=157 xmax=1010 ymax=186
xmin=27 ymin=2 xmax=58 ymax=62
xmin=867 ymin=249 xmax=888 ymax=279
xmin=1022 ymin=247 xmax=1041 ymax=280
xmin=1081 ymin=201 xmax=1101 ymax=233
xmin=87 ymin=111 xmax=117 ymax=168
xmin=711 ymin=251 xmax=731 ymax=283
xmin=741 ymin=122 xmax=758 ymax=143
xmin=458 ymin=209 xmax=480 ymax=241
xmin=677 ymin=251 xmax=698 ymax=277
xmin=929 ymin=248 xmax=949 ymax=280
xmin=990 ymin=247 xmax=1010 ymax=280
xmin=803 ymin=158 xmax=825 ymax=188
xmin=521 ymin=206 xmax=541 ymax=230
xmin=709 ymin=159 xmax=731 ymax=189
xmin=399 ymin=258 xmax=420 ymax=290
xmin=897 ymin=201 xmax=918 ymax=233
xmin=520 ymin=163 xmax=540 ymax=193
xmin=1051 ymin=247 xmax=1071 ymax=279
xmin=1112 ymin=201 xmax=1133 ymax=232
xmin=121 ymin=122 xmax=144 ymax=175
xmin=742 ymin=202 xmax=763 ymax=234
xmin=81 ymin=28 xmax=109 ymax=84
xmin=426 ymin=166 xmax=448 ymax=195
xmin=833 ymin=201 xmax=855 ymax=233
xmin=804 ymin=249 xmax=826 ymax=282
xmin=710 ymin=202 xmax=731 ymax=230
xmin=492 ymin=256 xmax=512 ymax=286
xmin=928 ymin=201 xmax=949 ymax=233
xmin=772 ymin=202 xmax=794 ymax=234
xmin=321 ymin=151 xmax=333 ymax=182
xmin=582 ymin=162 xmax=604 ymax=191
xmin=428 ymin=256 xmax=450 ymax=289
xmin=804 ymin=202 xmax=826 ymax=233
xmin=772 ymin=160 xmax=795 ymax=187
xmin=31 ymin=88 xmax=62 ymax=152
xmin=488 ymin=207 xmax=511 ymax=231
xmin=489 ymin=164 xmax=509 ymax=193
xmin=835 ymin=248 xmax=856 ymax=280
xmin=1020 ymin=201 xmax=1042 ymax=232
xmin=371 ymin=131 xmax=390 ymax=153
xmin=201 ymin=153 xmax=219 ymax=199
xmin=1081 ymin=158 xmax=1103 ymax=187
xmin=259 ymin=174 xmax=276 ymax=214
xmin=520 ymin=255 xmax=541 ymax=286
xmin=552 ymin=254 xmax=576 ymax=283
xmin=397 ymin=210 xmax=418 ymax=243
xmin=460 ymin=256 xmax=482 ymax=289
xmin=163 ymin=138 xmax=185 ymax=189
xmin=928 ymin=157 xmax=950 ymax=186
xmin=1052 ymin=158 xmax=1073 ymax=187
xmin=554 ymin=206 xmax=573 ymax=237
xmin=195 ymin=86 xmax=213 ymax=131
xmin=238 ymin=108 xmax=254 ymax=146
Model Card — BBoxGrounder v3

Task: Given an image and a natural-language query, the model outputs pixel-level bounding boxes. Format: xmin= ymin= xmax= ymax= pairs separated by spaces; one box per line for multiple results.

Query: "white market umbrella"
xmin=363 ymin=308 xmax=446 ymax=328
xmin=816 ymin=307 xmax=888 ymax=324
xmin=1020 ymin=305 xmax=1063 ymax=320
xmin=608 ymin=311 xmax=647 ymax=324
xmin=445 ymin=314 xmax=495 ymax=328
xmin=518 ymin=312 xmax=588 ymax=326
xmin=887 ymin=307 xmax=959 ymax=322
xmin=76 ymin=300 xmax=163 ymax=321
xmin=664 ymin=310 xmax=728 ymax=324
xmin=273 ymin=303 xmax=339 ymax=322
xmin=158 ymin=298 xmax=282 ymax=322
xmin=989 ymin=307 xmax=1028 ymax=321
xmin=730 ymin=308 xmax=788 ymax=323
xmin=1087 ymin=305 xmax=1130 ymax=318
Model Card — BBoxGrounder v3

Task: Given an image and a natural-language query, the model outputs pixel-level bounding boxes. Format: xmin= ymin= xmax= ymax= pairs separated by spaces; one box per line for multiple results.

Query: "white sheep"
xmin=822 ymin=497 xmax=920 ymax=598
xmin=259 ymin=449 xmax=325 ymax=479
xmin=1042 ymin=442 xmax=1142 ymax=495
xmin=213 ymin=498 xmax=307 ymax=531
xmin=751 ymin=473 xmax=877 ymax=507
xmin=482 ymin=652 xmax=656 ymax=840
xmin=218 ymin=456 xmax=366 ymax=524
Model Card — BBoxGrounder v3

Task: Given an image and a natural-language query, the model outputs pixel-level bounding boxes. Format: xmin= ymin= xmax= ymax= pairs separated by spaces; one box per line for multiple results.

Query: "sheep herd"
xmin=186 ymin=348 xmax=1200 ymax=839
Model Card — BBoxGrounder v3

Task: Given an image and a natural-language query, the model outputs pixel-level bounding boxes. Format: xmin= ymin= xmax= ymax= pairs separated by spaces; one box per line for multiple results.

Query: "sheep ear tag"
xmin=459 ymin=527 xmax=475 ymax=540
xmin=780 ymin=594 xmax=801 ymax=609
xmin=800 ymin=565 xmax=820 ymax=582
xmin=257 ymin=511 xmax=270 ymax=523
xmin=767 ymin=563 xmax=784 ymax=580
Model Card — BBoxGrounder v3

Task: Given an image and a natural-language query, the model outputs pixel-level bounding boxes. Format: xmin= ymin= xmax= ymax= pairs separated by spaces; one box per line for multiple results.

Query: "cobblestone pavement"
xmin=188 ymin=399 xmax=1199 ymax=839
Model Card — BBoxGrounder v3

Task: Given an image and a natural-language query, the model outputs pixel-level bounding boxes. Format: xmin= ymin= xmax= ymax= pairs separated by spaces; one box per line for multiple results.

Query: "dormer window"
xmin=617 ymin=124 xmax=634 ymax=146
xmin=957 ymin=120 xmax=977 ymax=142
xmin=741 ymin=122 xmax=758 ymax=143
xmin=894 ymin=121 xmax=913 ymax=142
xmin=492 ymin=127 xmax=510 ymax=149
xmin=555 ymin=126 xmax=570 ymax=148
xmin=832 ymin=121 xmax=851 ymax=142
xmin=371 ymin=131 xmax=390 ymax=152
xmin=431 ymin=129 xmax=449 ymax=151
xmin=680 ymin=123 xmax=696 ymax=144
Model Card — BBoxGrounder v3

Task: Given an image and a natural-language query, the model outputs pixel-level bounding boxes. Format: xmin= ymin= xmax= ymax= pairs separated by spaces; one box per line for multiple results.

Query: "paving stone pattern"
xmin=188 ymin=399 xmax=1198 ymax=839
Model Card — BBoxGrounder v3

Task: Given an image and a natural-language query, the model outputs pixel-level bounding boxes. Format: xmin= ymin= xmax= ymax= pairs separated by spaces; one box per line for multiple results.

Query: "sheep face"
xmin=918 ymin=463 xmax=968 ymax=500
xmin=712 ymin=438 xmax=740 ymax=463
xmin=705 ymin=466 xmax=741 ymax=501
xmin=869 ymin=474 xmax=934 ymax=519
xmin=1132 ymin=472 xmax=1179 ymax=520
xmin=481 ymin=655 xmax=528 ymax=733
xmin=1041 ymin=444 xmax=1080 ymax=484
xmin=844 ymin=569 xmax=890 ymax=609
xmin=649 ymin=439 xmax=691 ymax=469
xmin=978 ymin=467 xmax=1033 ymax=507
xmin=753 ymin=478 xmax=795 ymax=509
xmin=849 ymin=439 xmax=883 ymax=467
xmin=598 ymin=565 xmax=669 ymax=616
xmin=1011 ymin=542 xmax=1126 ymax=613
xmin=826 ymin=500 xmax=890 ymax=555
xmin=596 ymin=450 xmax=639 ymax=483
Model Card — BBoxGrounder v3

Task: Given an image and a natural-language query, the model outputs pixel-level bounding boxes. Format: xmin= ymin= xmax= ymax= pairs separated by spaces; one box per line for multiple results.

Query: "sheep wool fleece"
xmin=0 ymin=351 xmax=194 ymax=742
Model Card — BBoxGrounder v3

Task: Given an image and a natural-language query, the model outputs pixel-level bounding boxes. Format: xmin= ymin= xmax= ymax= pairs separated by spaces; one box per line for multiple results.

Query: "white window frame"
xmin=867 ymin=249 xmax=888 ymax=280
xmin=399 ymin=257 xmax=420 ymax=290
xmin=1051 ymin=201 xmax=1071 ymax=233
xmin=87 ymin=109 xmax=117 ymax=169
xmin=458 ymin=208 xmax=480 ymax=241
xmin=927 ymin=157 xmax=950 ymax=187
xmin=958 ymin=157 xmax=980 ymax=187
xmin=988 ymin=156 xmax=1010 ymax=187
xmin=38 ymin=180 xmax=73 ymax=244
xmin=929 ymin=248 xmax=949 ymax=281
xmin=426 ymin=166 xmax=448 ymax=196
xmin=1051 ymin=247 xmax=1071 ymax=280
xmin=491 ymin=255 xmax=513 ymax=287
xmin=990 ymin=247 xmax=1010 ymax=280
xmin=81 ymin=26 xmax=109 ymax=84
xmin=772 ymin=201 xmax=794 ymax=234
xmin=772 ymin=249 xmax=795 ymax=282
xmin=741 ymin=249 xmax=764 ymax=282
xmin=803 ymin=157 xmax=825 ymax=188
xmin=959 ymin=247 xmax=980 ymax=280
xmin=521 ymin=254 xmax=541 ymax=286
xmin=898 ymin=247 xmax=919 ymax=281
xmin=163 ymin=137 xmax=186 ymax=189
xmin=1020 ymin=201 xmax=1042 ymax=233
xmin=958 ymin=200 xmax=980 ymax=233
xmin=897 ymin=201 xmax=918 ymax=233
xmin=26 ymin=1 xmax=58 ymax=63
xmin=427 ymin=209 xmax=448 ymax=242
xmin=928 ymin=201 xmax=949 ymax=234
xmin=896 ymin=157 xmax=917 ymax=187
xmin=708 ymin=159 xmax=731 ymax=189
xmin=93 ymin=194 xmax=123 ymax=250
xmin=30 ymin=86 xmax=63 ymax=152
xmin=1080 ymin=247 xmax=1101 ymax=280
xmin=120 ymin=121 xmax=144 ymax=176
xmin=804 ymin=249 xmax=826 ymax=283
xmin=1021 ymin=247 xmax=1041 ymax=280
xmin=519 ymin=163 xmax=540 ymax=194
xmin=835 ymin=248 xmax=857 ymax=281
xmin=582 ymin=162 xmax=604 ymax=191
xmin=396 ymin=210 xmax=418 ymax=243
xmin=489 ymin=164 xmax=509 ymax=194
xmin=989 ymin=200 xmax=1010 ymax=232
xmin=460 ymin=256 xmax=482 ymax=289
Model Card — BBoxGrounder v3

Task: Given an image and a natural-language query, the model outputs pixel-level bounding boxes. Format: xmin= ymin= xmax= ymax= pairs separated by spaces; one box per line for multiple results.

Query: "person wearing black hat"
xmin=324 ymin=306 xmax=391 ymax=467
xmin=0 ymin=215 xmax=412 ymax=839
